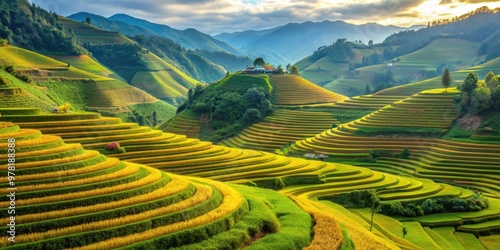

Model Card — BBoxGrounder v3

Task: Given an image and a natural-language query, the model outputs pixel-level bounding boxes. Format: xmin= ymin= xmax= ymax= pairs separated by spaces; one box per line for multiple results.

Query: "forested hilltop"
xmin=0 ymin=0 xmax=85 ymax=55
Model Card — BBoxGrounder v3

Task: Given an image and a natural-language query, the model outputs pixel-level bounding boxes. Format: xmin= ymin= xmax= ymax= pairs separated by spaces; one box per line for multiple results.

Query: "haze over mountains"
xmin=68 ymin=12 xmax=421 ymax=66
xmin=216 ymin=21 xmax=423 ymax=65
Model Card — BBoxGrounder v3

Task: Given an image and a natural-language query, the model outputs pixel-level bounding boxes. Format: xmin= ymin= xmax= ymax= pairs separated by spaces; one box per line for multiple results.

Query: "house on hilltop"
xmin=244 ymin=65 xmax=276 ymax=74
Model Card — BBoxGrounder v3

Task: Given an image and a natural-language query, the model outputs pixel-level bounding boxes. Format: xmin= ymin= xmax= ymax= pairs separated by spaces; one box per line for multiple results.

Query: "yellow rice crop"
xmin=156 ymin=148 xmax=242 ymax=167
xmin=3 ymin=183 xmax=213 ymax=246
xmin=311 ymin=202 xmax=400 ymax=250
xmin=0 ymin=143 xmax=82 ymax=160
xmin=73 ymin=177 xmax=243 ymax=249
xmin=0 ymin=162 xmax=140 ymax=194
xmin=0 ymin=129 xmax=41 ymax=139
xmin=0 ymin=164 xmax=156 ymax=207
xmin=291 ymin=197 xmax=343 ymax=250
xmin=0 ymin=150 xmax=100 ymax=171
xmin=0 ymin=134 xmax=61 ymax=148
xmin=0 ymin=171 xmax=190 ymax=225
xmin=2 ymin=158 xmax=120 ymax=182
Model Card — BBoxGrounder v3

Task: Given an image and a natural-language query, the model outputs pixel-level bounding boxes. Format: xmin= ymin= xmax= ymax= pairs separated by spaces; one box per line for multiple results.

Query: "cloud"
xmin=439 ymin=0 xmax=454 ymax=4
xmin=28 ymin=0 xmax=500 ymax=35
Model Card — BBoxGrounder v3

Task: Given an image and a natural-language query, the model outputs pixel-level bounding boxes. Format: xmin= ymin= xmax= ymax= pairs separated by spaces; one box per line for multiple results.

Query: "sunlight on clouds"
xmin=30 ymin=0 xmax=500 ymax=34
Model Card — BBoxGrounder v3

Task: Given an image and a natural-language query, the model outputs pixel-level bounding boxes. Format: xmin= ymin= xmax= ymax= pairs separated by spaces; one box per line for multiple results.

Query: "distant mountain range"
xmin=69 ymin=12 xmax=423 ymax=66
xmin=68 ymin=12 xmax=241 ymax=55
xmin=216 ymin=20 xmax=424 ymax=65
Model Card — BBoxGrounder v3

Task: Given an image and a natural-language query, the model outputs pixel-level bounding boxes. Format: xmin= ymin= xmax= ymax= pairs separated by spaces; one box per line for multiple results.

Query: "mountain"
xmin=296 ymin=9 xmax=500 ymax=96
xmin=68 ymin=12 xmax=248 ymax=80
xmin=107 ymin=14 xmax=241 ymax=55
xmin=214 ymin=27 xmax=280 ymax=49
xmin=67 ymin=12 xmax=154 ymax=36
xmin=215 ymin=20 xmax=421 ymax=65
xmin=59 ymin=17 xmax=201 ymax=105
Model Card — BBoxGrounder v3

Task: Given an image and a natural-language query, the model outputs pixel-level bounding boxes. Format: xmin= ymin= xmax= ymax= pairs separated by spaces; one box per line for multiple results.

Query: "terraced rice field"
xmin=0 ymin=121 xmax=322 ymax=249
xmin=157 ymin=110 xmax=201 ymax=138
xmin=292 ymin=89 xmax=500 ymax=197
xmin=376 ymin=57 xmax=500 ymax=97
xmin=270 ymin=75 xmax=348 ymax=106
xmin=219 ymin=109 xmax=338 ymax=151
xmin=1 ymin=108 xmax=499 ymax=248
xmin=0 ymin=109 xmax=475 ymax=204
xmin=348 ymin=89 xmax=459 ymax=135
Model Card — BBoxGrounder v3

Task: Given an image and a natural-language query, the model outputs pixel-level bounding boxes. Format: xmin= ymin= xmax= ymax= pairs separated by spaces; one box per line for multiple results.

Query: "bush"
xmin=245 ymin=181 xmax=257 ymax=187
xmin=0 ymin=76 xmax=9 ymax=85
xmin=379 ymin=193 xmax=488 ymax=217
xmin=273 ymin=177 xmax=285 ymax=190
xmin=105 ymin=141 xmax=120 ymax=151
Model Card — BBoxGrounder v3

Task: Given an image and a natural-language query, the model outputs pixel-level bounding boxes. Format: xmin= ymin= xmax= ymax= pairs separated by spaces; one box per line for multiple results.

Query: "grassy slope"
xmin=376 ymin=56 xmax=500 ymax=96
xmin=129 ymin=52 xmax=199 ymax=103
xmin=0 ymin=45 xmax=176 ymax=122
xmin=296 ymin=46 xmax=386 ymax=86
xmin=58 ymin=16 xmax=133 ymax=44
xmin=60 ymin=16 xmax=201 ymax=105
xmin=299 ymin=38 xmax=483 ymax=96
xmin=48 ymin=54 xmax=126 ymax=82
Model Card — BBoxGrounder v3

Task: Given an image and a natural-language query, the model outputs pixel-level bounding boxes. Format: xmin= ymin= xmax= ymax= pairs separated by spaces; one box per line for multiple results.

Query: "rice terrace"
xmin=2 ymin=0 xmax=500 ymax=249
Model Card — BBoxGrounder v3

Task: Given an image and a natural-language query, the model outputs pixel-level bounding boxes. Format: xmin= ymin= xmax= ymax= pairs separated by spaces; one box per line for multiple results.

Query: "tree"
xmin=365 ymin=84 xmax=372 ymax=94
xmin=402 ymin=227 xmax=408 ymax=239
xmin=277 ymin=65 xmax=283 ymax=74
xmin=461 ymin=72 xmax=478 ymax=95
xmin=0 ymin=38 xmax=7 ymax=46
xmin=370 ymin=198 xmax=380 ymax=232
xmin=441 ymin=68 xmax=452 ymax=92
xmin=286 ymin=63 xmax=291 ymax=72
xmin=290 ymin=65 xmax=299 ymax=75
xmin=85 ymin=17 xmax=92 ymax=25
xmin=485 ymin=71 xmax=498 ymax=90
xmin=368 ymin=40 xmax=373 ymax=46
xmin=253 ymin=57 xmax=265 ymax=67
xmin=470 ymin=86 xmax=491 ymax=114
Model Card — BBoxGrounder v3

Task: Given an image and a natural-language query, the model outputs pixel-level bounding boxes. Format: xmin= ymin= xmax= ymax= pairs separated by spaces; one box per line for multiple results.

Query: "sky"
xmin=30 ymin=0 xmax=500 ymax=35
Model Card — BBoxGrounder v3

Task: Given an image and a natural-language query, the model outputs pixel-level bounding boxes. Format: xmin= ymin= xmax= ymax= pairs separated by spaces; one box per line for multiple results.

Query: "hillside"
xmin=161 ymin=73 xmax=274 ymax=142
xmin=298 ymin=37 xmax=487 ymax=96
xmin=66 ymin=13 xmax=239 ymax=83
xmin=0 ymin=45 xmax=175 ymax=125
xmin=130 ymin=35 xmax=226 ymax=83
xmin=107 ymin=13 xmax=241 ymax=55
xmin=295 ymin=9 xmax=500 ymax=96
xmin=0 ymin=0 xmax=85 ymax=55
xmin=59 ymin=17 xmax=201 ymax=105
xmin=215 ymin=20 xmax=420 ymax=65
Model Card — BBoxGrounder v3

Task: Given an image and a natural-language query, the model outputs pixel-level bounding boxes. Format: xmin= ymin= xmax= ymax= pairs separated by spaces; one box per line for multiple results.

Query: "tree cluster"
xmin=310 ymin=38 xmax=354 ymax=63
xmin=0 ymin=0 xmax=85 ymax=55
xmin=381 ymin=193 xmax=488 ymax=217
xmin=179 ymin=78 xmax=274 ymax=142
xmin=458 ymin=71 xmax=500 ymax=115
xmin=329 ymin=189 xmax=489 ymax=217
xmin=85 ymin=43 xmax=146 ymax=68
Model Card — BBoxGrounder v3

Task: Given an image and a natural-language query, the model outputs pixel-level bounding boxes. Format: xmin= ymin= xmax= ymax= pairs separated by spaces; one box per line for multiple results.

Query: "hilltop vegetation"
xmin=0 ymin=0 xmax=85 ymax=55
xmin=172 ymin=73 xmax=274 ymax=142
